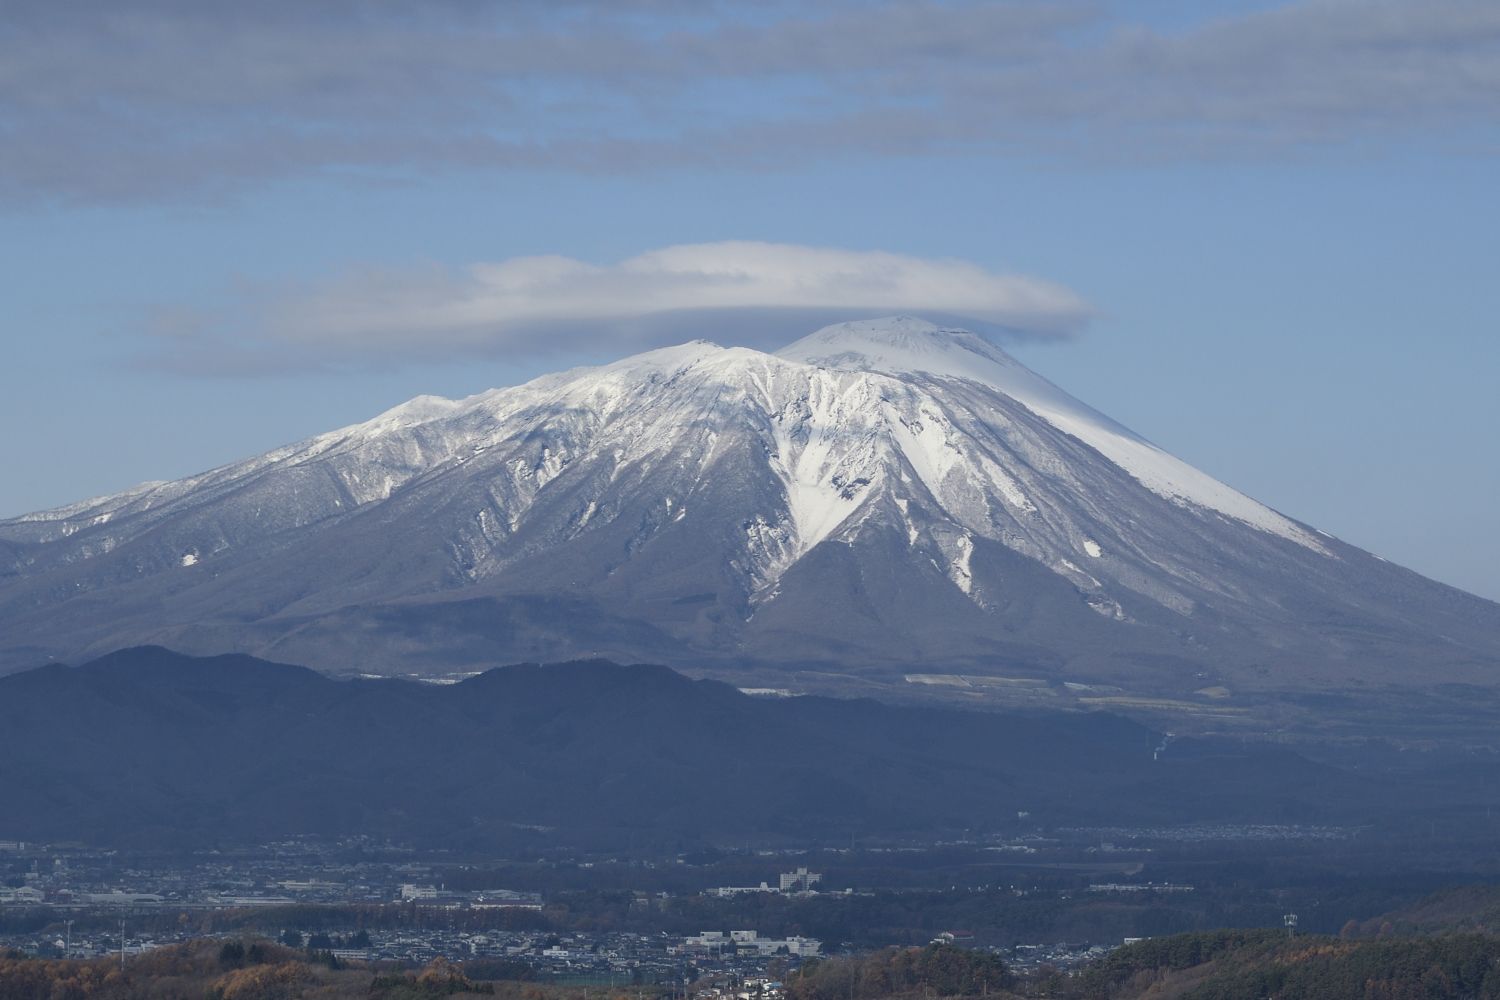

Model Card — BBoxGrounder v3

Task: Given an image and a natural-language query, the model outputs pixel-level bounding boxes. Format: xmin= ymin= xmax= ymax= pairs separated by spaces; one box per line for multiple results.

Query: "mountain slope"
xmin=0 ymin=647 xmax=1386 ymax=848
xmin=2 ymin=318 xmax=1497 ymax=728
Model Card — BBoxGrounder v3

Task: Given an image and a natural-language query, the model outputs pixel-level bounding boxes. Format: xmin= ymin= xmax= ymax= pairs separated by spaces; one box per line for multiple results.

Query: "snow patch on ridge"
xmin=2 ymin=315 xmax=1345 ymax=631
xmin=762 ymin=372 xmax=883 ymax=564
xmin=950 ymin=533 xmax=975 ymax=595
xmin=779 ymin=317 xmax=1325 ymax=552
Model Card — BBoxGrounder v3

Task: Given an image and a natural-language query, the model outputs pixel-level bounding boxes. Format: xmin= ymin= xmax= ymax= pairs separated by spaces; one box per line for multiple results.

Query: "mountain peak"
xmin=799 ymin=314 xmax=955 ymax=343
xmin=10 ymin=315 xmax=1464 ymax=704
xmin=775 ymin=315 xmax=1321 ymax=550
xmin=776 ymin=315 xmax=1010 ymax=381
xmin=357 ymin=393 xmax=463 ymax=434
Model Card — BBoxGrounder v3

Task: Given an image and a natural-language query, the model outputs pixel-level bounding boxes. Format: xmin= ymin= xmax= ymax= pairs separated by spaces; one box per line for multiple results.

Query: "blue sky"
xmin=3 ymin=0 xmax=1499 ymax=599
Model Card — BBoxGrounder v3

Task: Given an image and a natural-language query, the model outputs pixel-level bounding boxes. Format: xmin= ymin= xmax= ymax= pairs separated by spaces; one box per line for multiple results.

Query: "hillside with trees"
xmin=1061 ymin=929 xmax=1500 ymax=999
xmin=0 ymin=648 xmax=1394 ymax=851
xmin=0 ymin=938 xmax=506 ymax=1000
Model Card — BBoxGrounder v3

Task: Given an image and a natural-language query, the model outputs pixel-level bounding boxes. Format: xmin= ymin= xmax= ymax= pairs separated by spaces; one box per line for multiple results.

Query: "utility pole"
xmin=64 ymin=919 xmax=72 ymax=959
xmin=120 ymin=919 xmax=127 ymax=971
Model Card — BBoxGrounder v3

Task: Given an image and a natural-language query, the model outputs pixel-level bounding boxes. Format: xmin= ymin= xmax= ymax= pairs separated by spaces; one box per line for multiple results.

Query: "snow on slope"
xmin=778 ymin=317 xmax=1325 ymax=551
xmin=16 ymin=314 xmax=1500 ymax=692
xmin=2 ymin=317 xmax=1329 ymax=618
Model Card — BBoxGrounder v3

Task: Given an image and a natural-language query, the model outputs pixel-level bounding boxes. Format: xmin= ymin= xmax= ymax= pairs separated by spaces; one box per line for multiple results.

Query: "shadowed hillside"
xmin=0 ymin=647 xmax=1400 ymax=850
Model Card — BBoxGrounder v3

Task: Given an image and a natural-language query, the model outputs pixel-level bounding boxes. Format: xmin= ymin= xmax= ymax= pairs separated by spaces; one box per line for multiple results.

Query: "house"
xmin=932 ymin=930 xmax=975 ymax=946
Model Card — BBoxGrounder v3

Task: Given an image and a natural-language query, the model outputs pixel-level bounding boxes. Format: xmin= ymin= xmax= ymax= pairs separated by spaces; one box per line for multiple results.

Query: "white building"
xmin=751 ymin=936 xmax=820 ymax=957
xmin=707 ymin=882 xmax=775 ymax=897
xmin=778 ymin=868 xmax=822 ymax=893
xmin=0 ymin=886 xmax=44 ymax=904
xmin=399 ymin=883 xmax=439 ymax=900
xmin=686 ymin=931 xmax=731 ymax=949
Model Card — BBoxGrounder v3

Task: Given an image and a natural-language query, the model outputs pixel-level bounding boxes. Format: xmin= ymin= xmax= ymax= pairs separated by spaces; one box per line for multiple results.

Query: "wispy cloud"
xmin=136 ymin=242 xmax=1093 ymax=374
xmin=4 ymin=1 xmax=1499 ymax=202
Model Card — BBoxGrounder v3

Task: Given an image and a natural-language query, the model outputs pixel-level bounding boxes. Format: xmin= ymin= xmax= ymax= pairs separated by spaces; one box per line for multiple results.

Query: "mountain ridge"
xmin=2 ymin=317 xmax=1497 ymax=733
xmin=0 ymin=646 xmax=1393 ymax=849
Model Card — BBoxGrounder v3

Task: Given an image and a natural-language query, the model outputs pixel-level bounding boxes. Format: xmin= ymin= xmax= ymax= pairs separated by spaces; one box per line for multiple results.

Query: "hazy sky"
xmin=4 ymin=0 xmax=1498 ymax=599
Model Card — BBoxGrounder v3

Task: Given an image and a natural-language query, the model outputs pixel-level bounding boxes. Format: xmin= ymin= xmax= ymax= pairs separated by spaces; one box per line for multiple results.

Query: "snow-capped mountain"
xmin=3 ymin=318 xmax=1498 ymax=721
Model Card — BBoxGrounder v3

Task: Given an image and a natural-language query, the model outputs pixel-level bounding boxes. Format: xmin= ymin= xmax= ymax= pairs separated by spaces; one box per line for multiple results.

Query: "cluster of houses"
xmin=695 ymin=975 xmax=787 ymax=1000
xmin=680 ymin=930 xmax=821 ymax=958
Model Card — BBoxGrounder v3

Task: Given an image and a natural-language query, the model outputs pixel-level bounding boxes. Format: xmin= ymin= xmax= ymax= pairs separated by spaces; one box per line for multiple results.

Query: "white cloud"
xmin=146 ymin=242 xmax=1092 ymax=374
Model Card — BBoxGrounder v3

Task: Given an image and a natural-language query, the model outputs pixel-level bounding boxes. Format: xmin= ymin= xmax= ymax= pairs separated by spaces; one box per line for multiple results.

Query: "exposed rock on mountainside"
xmin=3 ymin=318 xmax=1497 ymax=728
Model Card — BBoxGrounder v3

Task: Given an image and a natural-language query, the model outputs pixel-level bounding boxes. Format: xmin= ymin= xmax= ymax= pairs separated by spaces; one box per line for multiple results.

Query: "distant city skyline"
xmin=3 ymin=0 xmax=1497 ymax=600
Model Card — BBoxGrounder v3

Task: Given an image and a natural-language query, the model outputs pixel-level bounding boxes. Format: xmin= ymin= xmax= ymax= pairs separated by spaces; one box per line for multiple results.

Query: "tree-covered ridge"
xmin=0 ymin=648 xmax=1377 ymax=852
xmin=0 ymin=939 xmax=503 ymax=1000
xmin=1073 ymin=928 xmax=1284 ymax=992
xmin=1070 ymin=930 xmax=1500 ymax=999
xmin=1344 ymin=885 xmax=1500 ymax=940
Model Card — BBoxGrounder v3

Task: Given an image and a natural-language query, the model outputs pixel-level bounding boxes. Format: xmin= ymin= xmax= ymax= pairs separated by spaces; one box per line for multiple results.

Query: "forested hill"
xmin=0 ymin=647 xmax=1385 ymax=849
xmin=1070 ymin=929 xmax=1500 ymax=999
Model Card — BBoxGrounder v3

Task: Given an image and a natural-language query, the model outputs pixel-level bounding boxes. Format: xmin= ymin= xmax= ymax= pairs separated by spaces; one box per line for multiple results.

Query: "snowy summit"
xmin=2 ymin=316 xmax=1497 ymax=706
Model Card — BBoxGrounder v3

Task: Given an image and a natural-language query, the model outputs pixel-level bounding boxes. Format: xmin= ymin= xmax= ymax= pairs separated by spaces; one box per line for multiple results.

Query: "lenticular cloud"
xmin=157 ymin=242 xmax=1093 ymax=373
